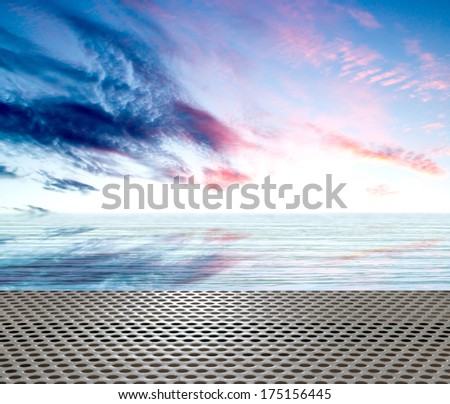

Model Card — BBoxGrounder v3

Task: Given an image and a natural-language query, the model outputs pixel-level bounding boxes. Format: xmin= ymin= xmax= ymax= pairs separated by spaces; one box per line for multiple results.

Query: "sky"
xmin=0 ymin=0 xmax=449 ymax=212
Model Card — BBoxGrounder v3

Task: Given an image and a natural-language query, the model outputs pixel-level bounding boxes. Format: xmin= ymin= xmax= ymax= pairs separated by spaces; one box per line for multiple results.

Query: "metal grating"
xmin=1 ymin=291 xmax=449 ymax=384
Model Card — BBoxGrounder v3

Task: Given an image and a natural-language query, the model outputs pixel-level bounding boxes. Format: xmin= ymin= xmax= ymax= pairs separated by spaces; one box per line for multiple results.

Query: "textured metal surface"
xmin=1 ymin=291 xmax=449 ymax=384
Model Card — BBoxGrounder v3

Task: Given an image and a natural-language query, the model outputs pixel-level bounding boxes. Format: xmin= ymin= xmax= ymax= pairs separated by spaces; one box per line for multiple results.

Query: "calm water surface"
xmin=0 ymin=213 xmax=449 ymax=290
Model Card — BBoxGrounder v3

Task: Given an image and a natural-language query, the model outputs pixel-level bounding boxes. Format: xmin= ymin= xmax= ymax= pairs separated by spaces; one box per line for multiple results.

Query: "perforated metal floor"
xmin=1 ymin=291 xmax=449 ymax=384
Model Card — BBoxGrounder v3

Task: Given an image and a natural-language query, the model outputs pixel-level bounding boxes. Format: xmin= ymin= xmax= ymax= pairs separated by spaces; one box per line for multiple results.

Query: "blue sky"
xmin=0 ymin=0 xmax=449 ymax=212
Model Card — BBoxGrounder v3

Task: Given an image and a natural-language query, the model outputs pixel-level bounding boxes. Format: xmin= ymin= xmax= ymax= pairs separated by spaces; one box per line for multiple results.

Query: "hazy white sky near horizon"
xmin=0 ymin=0 xmax=449 ymax=213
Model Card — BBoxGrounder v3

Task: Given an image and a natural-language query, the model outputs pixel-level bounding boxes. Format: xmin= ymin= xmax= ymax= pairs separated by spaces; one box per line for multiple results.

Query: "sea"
xmin=0 ymin=213 xmax=449 ymax=290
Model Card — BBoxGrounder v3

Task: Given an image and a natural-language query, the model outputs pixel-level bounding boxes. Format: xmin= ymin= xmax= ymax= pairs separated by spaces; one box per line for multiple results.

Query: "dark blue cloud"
xmin=12 ymin=205 xmax=50 ymax=215
xmin=0 ymin=27 xmax=99 ymax=85
xmin=0 ymin=165 xmax=17 ymax=178
xmin=41 ymin=173 xmax=98 ymax=193
xmin=0 ymin=1 xmax=237 ymax=180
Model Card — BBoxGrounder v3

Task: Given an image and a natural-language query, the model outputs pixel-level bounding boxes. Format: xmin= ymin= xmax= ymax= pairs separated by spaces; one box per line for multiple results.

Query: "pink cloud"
xmin=275 ymin=26 xmax=334 ymax=66
xmin=421 ymin=80 xmax=449 ymax=91
xmin=344 ymin=65 xmax=414 ymax=91
xmin=399 ymin=80 xmax=420 ymax=90
xmin=337 ymin=41 xmax=381 ymax=72
xmin=366 ymin=184 xmax=397 ymax=197
xmin=273 ymin=22 xmax=382 ymax=73
xmin=381 ymin=75 xmax=409 ymax=87
xmin=404 ymin=39 xmax=450 ymax=94
xmin=306 ymin=123 xmax=445 ymax=176
xmin=422 ymin=122 xmax=445 ymax=133
xmin=368 ymin=70 xmax=398 ymax=84
xmin=346 ymin=7 xmax=382 ymax=29
xmin=347 ymin=8 xmax=382 ymax=29
xmin=336 ymin=38 xmax=448 ymax=97
xmin=203 ymin=167 xmax=250 ymax=185
xmin=328 ymin=135 xmax=445 ymax=175
xmin=174 ymin=102 xmax=253 ymax=153
xmin=429 ymin=146 xmax=450 ymax=157
xmin=349 ymin=68 xmax=381 ymax=82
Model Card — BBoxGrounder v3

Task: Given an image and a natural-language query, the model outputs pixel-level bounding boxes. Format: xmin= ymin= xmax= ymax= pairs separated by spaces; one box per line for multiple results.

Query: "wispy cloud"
xmin=338 ymin=41 xmax=381 ymax=73
xmin=366 ymin=184 xmax=397 ymax=197
xmin=349 ymin=68 xmax=382 ymax=82
xmin=422 ymin=122 xmax=445 ymax=133
xmin=0 ymin=165 xmax=17 ymax=178
xmin=345 ymin=7 xmax=382 ymax=29
xmin=0 ymin=3 xmax=247 ymax=182
xmin=404 ymin=39 xmax=450 ymax=96
xmin=11 ymin=205 xmax=50 ymax=216
xmin=306 ymin=123 xmax=445 ymax=176
xmin=203 ymin=167 xmax=250 ymax=185
xmin=41 ymin=173 xmax=98 ymax=193
xmin=327 ymin=134 xmax=445 ymax=176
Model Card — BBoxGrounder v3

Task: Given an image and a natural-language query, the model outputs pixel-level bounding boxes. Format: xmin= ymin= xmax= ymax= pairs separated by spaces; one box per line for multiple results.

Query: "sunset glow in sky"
xmin=0 ymin=0 xmax=449 ymax=212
